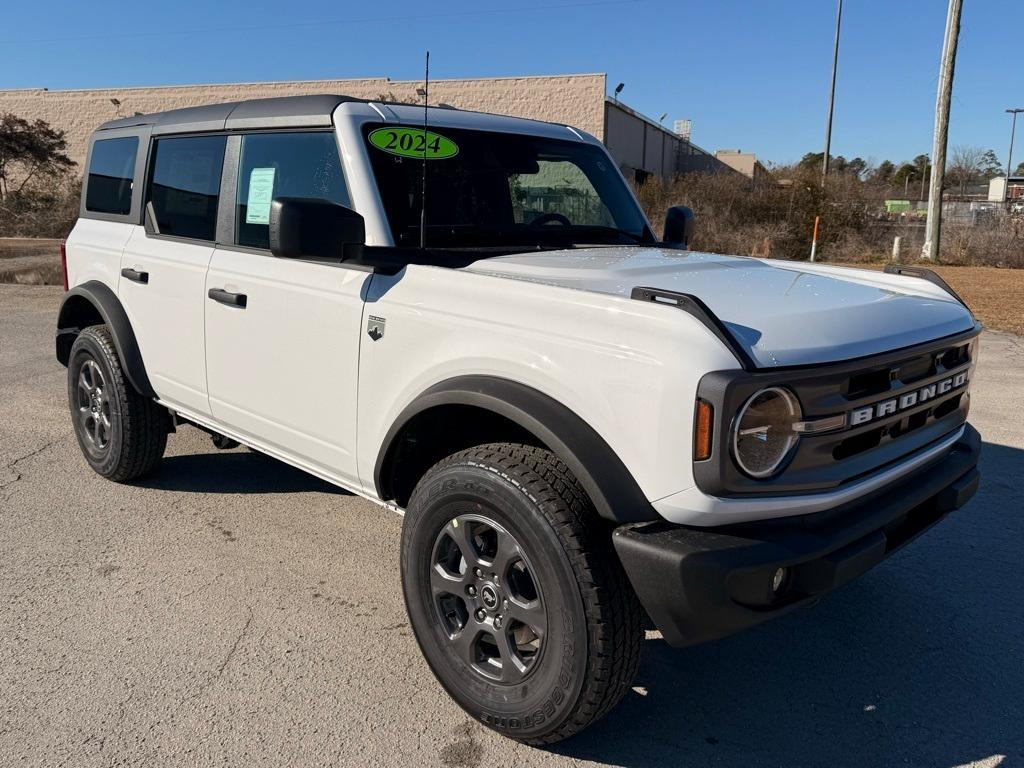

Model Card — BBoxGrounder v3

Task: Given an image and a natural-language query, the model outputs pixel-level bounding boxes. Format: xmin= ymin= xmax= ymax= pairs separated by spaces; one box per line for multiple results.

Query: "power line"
xmin=0 ymin=0 xmax=644 ymax=46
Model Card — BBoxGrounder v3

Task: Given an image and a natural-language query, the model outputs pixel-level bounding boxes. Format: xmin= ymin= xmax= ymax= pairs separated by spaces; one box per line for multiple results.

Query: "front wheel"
xmin=401 ymin=443 xmax=643 ymax=744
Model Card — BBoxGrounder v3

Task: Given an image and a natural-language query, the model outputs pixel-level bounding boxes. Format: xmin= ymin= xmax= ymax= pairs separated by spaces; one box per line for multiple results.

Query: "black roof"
xmin=97 ymin=94 xmax=366 ymax=134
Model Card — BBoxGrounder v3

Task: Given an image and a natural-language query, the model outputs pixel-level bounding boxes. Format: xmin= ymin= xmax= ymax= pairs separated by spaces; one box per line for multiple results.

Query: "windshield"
xmin=363 ymin=124 xmax=651 ymax=249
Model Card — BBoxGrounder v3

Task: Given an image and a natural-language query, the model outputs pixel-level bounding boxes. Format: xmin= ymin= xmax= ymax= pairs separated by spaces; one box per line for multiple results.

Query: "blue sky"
xmin=3 ymin=0 xmax=1020 ymax=166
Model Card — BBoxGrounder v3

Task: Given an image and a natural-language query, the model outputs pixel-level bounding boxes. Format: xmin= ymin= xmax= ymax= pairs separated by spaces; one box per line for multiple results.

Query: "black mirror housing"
xmin=663 ymin=205 xmax=695 ymax=249
xmin=269 ymin=197 xmax=365 ymax=261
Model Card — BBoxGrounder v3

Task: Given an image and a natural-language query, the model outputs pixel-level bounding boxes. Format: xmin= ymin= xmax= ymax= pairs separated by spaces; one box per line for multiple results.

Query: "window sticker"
xmin=246 ymin=167 xmax=277 ymax=224
xmin=368 ymin=127 xmax=459 ymax=160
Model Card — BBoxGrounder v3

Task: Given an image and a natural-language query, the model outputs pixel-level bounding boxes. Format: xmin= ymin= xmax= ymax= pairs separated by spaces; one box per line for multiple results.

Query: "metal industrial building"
xmin=0 ymin=73 xmax=734 ymax=182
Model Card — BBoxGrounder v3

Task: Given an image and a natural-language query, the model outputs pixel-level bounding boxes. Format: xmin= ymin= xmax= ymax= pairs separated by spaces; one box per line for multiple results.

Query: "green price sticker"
xmin=368 ymin=127 xmax=459 ymax=160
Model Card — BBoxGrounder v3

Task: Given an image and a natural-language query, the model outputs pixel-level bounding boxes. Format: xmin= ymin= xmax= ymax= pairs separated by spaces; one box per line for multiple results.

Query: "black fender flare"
xmin=56 ymin=281 xmax=156 ymax=398
xmin=374 ymin=375 xmax=659 ymax=524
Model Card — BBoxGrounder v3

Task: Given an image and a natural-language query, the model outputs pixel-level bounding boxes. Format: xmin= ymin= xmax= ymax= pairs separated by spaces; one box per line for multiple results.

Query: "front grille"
xmin=694 ymin=327 xmax=980 ymax=497
xmin=829 ymin=338 xmax=974 ymax=463
xmin=843 ymin=340 xmax=971 ymax=401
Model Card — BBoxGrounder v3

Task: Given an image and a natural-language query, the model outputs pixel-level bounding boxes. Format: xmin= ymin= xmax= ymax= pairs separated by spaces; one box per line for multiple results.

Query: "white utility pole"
xmin=921 ymin=0 xmax=964 ymax=261
xmin=1005 ymin=108 xmax=1023 ymax=199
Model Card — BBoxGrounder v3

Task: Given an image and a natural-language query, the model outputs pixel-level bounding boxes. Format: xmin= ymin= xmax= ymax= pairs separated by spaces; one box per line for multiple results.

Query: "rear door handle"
xmin=121 ymin=268 xmax=149 ymax=284
xmin=208 ymin=288 xmax=247 ymax=308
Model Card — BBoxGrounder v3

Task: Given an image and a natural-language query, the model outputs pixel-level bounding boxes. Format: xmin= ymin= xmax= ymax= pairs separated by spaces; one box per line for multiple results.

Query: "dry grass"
xmin=0 ymin=238 xmax=63 ymax=285
xmin=637 ymin=171 xmax=1024 ymax=268
xmin=833 ymin=263 xmax=1024 ymax=336
xmin=0 ymin=237 xmax=62 ymax=256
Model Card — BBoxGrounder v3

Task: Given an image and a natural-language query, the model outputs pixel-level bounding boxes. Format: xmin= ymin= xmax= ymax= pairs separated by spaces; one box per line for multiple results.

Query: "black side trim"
xmin=56 ymin=281 xmax=156 ymax=398
xmin=630 ymin=286 xmax=757 ymax=371
xmin=883 ymin=264 xmax=971 ymax=312
xmin=374 ymin=375 xmax=658 ymax=524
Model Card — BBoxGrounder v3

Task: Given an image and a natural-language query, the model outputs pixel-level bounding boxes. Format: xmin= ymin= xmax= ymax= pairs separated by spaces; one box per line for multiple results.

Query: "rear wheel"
xmin=67 ymin=325 xmax=168 ymax=481
xmin=401 ymin=443 xmax=643 ymax=744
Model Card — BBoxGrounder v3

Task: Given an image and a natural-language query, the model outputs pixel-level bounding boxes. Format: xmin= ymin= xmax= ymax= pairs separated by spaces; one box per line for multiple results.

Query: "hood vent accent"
xmin=631 ymin=286 xmax=757 ymax=371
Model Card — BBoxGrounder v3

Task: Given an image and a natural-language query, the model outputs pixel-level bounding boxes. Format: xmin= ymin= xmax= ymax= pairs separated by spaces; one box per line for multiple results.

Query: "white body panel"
xmin=119 ymin=226 xmax=213 ymax=415
xmin=463 ymin=249 xmax=974 ymax=368
xmin=356 ymin=264 xmax=739 ymax=501
xmin=204 ymin=249 xmax=367 ymax=486
xmin=62 ymin=101 xmax=978 ymax=530
xmin=64 ymin=218 xmax=131 ymax=290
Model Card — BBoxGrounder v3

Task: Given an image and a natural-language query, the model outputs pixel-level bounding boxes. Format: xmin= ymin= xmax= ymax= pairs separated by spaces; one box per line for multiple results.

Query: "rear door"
xmin=119 ymin=135 xmax=227 ymax=415
xmin=203 ymin=131 xmax=366 ymax=485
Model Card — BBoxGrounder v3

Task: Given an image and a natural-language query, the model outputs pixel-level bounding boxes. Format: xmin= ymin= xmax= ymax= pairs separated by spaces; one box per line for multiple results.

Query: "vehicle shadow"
xmin=137 ymin=449 xmax=349 ymax=495
xmin=551 ymin=440 xmax=1022 ymax=768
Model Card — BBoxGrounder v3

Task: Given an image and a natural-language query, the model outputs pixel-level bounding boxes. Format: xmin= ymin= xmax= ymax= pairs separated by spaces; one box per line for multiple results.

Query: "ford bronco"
xmin=56 ymin=95 xmax=981 ymax=744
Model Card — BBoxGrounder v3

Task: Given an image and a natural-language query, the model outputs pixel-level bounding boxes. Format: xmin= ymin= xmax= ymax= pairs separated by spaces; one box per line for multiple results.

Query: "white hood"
xmin=463 ymin=248 xmax=976 ymax=367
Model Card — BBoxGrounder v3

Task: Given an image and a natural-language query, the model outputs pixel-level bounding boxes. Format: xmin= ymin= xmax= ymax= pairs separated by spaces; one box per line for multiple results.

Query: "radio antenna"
xmin=419 ymin=50 xmax=429 ymax=249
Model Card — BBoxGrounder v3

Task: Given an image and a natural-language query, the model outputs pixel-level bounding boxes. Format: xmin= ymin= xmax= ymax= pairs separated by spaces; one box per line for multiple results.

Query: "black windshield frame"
xmin=363 ymin=123 xmax=654 ymax=250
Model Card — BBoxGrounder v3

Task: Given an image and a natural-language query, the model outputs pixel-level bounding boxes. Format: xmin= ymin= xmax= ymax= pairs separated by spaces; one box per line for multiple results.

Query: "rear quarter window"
xmin=85 ymin=137 xmax=139 ymax=215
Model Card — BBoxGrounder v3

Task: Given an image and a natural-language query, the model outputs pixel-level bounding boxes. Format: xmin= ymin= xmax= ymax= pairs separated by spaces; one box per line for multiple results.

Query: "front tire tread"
xmin=423 ymin=442 xmax=643 ymax=745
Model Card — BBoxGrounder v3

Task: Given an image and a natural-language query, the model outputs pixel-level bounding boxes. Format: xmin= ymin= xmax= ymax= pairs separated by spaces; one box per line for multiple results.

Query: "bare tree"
xmin=0 ymin=113 xmax=74 ymax=201
xmin=946 ymin=145 xmax=985 ymax=195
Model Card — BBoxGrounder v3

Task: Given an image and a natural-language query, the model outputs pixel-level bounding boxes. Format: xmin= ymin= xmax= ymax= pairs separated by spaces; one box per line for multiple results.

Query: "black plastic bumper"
xmin=613 ymin=424 xmax=981 ymax=647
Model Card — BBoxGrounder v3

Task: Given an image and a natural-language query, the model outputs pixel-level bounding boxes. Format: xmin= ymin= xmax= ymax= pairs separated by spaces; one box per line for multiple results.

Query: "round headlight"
xmin=732 ymin=387 xmax=801 ymax=478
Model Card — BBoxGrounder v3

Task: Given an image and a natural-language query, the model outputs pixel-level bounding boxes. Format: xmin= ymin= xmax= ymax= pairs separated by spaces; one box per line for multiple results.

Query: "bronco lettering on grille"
xmin=849 ymin=371 xmax=968 ymax=426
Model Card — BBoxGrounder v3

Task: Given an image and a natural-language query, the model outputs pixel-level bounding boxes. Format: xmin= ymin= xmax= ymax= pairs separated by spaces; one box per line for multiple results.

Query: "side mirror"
xmin=269 ymin=197 xmax=365 ymax=261
xmin=663 ymin=205 xmax=695 ymax=249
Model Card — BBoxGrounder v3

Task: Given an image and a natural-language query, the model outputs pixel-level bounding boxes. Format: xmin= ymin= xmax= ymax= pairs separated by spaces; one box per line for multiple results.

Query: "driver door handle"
xmin=208 ymin=288 xmax=247 ymax=308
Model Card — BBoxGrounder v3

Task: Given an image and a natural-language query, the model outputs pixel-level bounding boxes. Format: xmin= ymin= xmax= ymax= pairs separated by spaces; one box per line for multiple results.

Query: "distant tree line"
xmin=789 ymin=145 xmax=1013 ymax=198
xmin=636 ymin=151 xmax=1023 ymax=267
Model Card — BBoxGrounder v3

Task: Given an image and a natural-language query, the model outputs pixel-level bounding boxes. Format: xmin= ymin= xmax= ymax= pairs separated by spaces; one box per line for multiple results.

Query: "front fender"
xmin=374 ymin=375 xmax=660 ymax=524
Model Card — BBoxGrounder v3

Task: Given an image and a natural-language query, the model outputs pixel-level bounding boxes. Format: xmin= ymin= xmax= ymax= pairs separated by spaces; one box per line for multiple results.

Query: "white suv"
xmin=57 ymin=95 xmax=981 ymax=744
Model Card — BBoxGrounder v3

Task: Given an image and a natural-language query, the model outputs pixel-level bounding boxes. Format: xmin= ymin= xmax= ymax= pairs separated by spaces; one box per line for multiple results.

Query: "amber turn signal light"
xmin=694 ymin=399 xmax=714 ymax=461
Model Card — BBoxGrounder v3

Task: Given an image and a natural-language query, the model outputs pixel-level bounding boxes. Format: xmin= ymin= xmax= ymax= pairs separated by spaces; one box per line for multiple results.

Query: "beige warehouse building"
xmin=0 ymin=73 xmax=732 ymax=181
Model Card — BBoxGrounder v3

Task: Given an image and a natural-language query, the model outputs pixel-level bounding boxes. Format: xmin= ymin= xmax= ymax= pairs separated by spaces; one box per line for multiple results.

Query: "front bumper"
xmin=613 ymin=423 xmax=981 ymax=647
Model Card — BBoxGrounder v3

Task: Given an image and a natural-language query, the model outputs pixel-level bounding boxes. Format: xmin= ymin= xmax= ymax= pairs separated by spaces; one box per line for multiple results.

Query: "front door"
xmin=203 ymin=131 xmax=366 ymax=486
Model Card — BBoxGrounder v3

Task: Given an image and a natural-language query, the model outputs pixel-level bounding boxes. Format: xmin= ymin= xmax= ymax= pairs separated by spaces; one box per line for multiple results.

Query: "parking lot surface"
xmin=1 ymin=284 xmax=1021 ymax=768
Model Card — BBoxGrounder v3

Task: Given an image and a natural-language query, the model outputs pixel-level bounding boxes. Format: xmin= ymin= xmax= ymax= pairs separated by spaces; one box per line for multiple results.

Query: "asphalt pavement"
xmin=1 ymin=284 xmax=1021 ymax=768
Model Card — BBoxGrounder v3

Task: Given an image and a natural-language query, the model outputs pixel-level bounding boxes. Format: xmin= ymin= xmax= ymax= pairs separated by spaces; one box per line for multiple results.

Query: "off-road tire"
xmin=401 ymin=442 xmax=643 ymax=745
xmin=67 ymin=325 xmax=168 ymax=482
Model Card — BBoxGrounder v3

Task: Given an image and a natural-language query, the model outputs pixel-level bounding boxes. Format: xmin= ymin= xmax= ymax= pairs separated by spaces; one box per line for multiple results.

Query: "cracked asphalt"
xmin=1 ymin=284 xmax=1021 ymax=768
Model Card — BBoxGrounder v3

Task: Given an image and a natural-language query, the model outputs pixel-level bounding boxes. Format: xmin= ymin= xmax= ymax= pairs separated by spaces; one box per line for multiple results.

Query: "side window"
xmin=85 ymin=137 xmax=138 ymax=215
xmin=147 ymin=135 xmax=226 ymax=241
xmin=235 ymin=132 xmax=347 ymax=249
